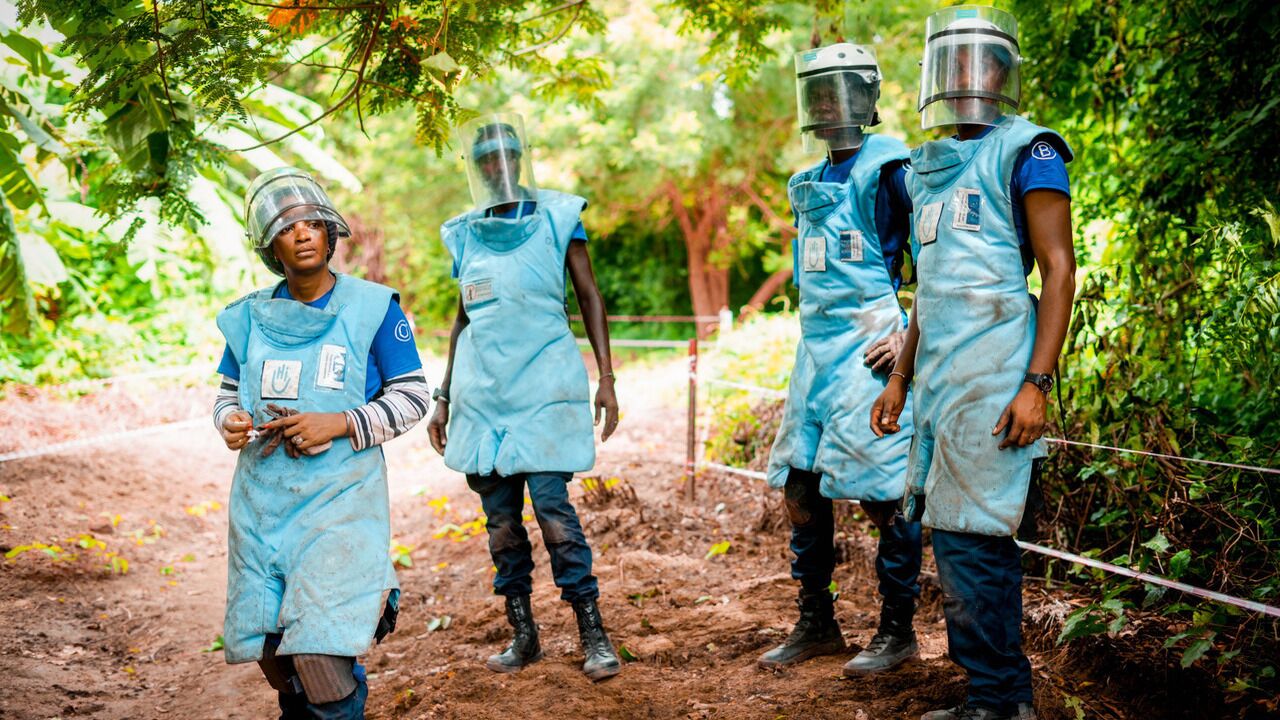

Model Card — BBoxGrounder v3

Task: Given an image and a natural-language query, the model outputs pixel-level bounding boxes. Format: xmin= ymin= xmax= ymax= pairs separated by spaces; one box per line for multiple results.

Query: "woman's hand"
xmin=595 ymin=376 xmax=619 ymax=442
xmin=870 ymin=376 xmax=909 ymax=437
xmin=220 ymin=411 xmax=253 ymax=451
xmin=427 ymin=402 xmax=449 ymax=456
xmin=864 ymin=331 xmax=907 ymax=374
xmin=259 ymin=410 xmax=347 ymax=454
xmin=993 ymin=384 xmax=1047 ymax=449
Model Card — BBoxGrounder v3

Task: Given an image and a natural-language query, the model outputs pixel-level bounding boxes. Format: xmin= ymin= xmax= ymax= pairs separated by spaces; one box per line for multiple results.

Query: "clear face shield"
xmin=795 ymin=44 xmax=881 ymax=155
xmin=460 ymin=113 xmax=537 ymax=212
xmin=918 ymin=6 xmax=1021 ymax=130
xmin=244 ymin=167 xmax=350 ymax=250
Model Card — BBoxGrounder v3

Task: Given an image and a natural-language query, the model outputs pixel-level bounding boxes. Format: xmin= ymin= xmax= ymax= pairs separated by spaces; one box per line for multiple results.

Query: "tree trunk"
xmin=666 ymin=180 xmax=733 ymax=338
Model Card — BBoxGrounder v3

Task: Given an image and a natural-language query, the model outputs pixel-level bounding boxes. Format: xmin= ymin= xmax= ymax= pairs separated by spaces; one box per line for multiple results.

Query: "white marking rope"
xmin=0 ymin=418 xmax=208 ymax=464
xmin=695 ymin=461 xmax=768 ymax=481
xmin=703 ymin=377 xmax=788 ymax=398
xmin=1015 ymin=541 xmax=1280 ymax=619
xmin=702 ymin=376 xmax=1280 ymax=476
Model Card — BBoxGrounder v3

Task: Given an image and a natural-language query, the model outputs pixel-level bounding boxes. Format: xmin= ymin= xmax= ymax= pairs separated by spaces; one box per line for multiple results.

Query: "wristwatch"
xmin=431 ymin=387 xmax=450 ymax=403
xmin=1023 ymin=372 xmax=1054 ymax=394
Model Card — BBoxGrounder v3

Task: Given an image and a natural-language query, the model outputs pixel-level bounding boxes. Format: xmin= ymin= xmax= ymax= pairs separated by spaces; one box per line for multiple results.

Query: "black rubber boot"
xmin=486 ymin=594 xmax=543 ymax=673
xmin=757 ymin=587 xmax=846 ymax=668
xmin=572 ymin=598 xmax=621 ymax=681
xmin=843 ymin=598 xmax=918 ymax=675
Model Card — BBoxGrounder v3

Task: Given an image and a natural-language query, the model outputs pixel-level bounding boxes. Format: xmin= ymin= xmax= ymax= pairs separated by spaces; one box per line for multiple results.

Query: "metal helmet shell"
xmin=243 ymin=167 xmax=349 ymax=276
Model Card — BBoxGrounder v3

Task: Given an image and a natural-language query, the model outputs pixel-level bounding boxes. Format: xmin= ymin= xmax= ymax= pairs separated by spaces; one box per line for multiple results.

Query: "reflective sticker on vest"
xmin=462 ymin=278 xmax=497 ymax=308
xmin=838 ymin=230 xmax=865 ymax=263
xmin=802 ymin=235 xmax=827 ymax=272
xmin=916 ymin=202 xmax=944 ymax=246
xmin=952 ymin=188 xmax=982 ymax=231
xmin=315 ymin=344 xmax=347 ymax=390
xmin=262 ymin=359 xmax=302 ymax=400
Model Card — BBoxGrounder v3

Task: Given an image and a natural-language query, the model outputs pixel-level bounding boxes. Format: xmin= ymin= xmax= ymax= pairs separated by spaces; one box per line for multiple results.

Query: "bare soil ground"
xmin=0 ymin=357 xmax=1231 ymax=719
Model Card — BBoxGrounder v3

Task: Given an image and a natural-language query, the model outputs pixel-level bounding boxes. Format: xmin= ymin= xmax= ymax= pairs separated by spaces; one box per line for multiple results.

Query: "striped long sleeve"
xmin=213 ymin=375 xmax=242 ymax=432
xmin=343 ymin=370 xmax=432 ymax=451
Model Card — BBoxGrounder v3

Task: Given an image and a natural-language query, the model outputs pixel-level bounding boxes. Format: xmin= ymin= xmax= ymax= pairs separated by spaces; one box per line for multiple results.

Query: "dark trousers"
xmin=467 ymin=471 xmax=599 ymax=602
xmin=932 ymin=529 xmax=1034 ymax=714
xmin=784 ymin=467 xmax=922 ymax=609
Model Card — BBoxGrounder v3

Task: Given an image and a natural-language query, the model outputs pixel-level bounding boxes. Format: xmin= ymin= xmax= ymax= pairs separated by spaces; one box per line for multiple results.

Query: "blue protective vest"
xmin=440 ymin=189 xmax=595 ymax=476
xmin=767 ymin=135 xmax=915 ymax=502
xmin=904 ymin=115 xmax=1072 ymax=536
xmin=216 ymin=274 xmax=400 ymax=663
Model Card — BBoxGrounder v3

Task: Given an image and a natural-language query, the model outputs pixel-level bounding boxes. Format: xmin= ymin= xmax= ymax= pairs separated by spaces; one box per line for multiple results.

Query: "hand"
xmin=259 ymin=410 xmax=346 ymax=454
xmin=864 ymin=331 xmax=907 ymax=374
xmin=427 ymin=402 xmax=449 ymax=456
xmin=870 ymin=376 xmax=908 ymax=438
xmin=993 ymin=384 xmax=1048 ymax=449
xmin=595 ymin=376 xmax=619 ymax=442
xmin=220 ymin=411 xmax=253 ymax=451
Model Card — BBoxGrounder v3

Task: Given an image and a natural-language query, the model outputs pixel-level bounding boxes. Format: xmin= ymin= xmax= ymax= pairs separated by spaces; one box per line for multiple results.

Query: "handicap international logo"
xmin=1031 ymin=141 xmax=1058 ymax=161
xmin=394 ymin=319 xmax=412 ymax=342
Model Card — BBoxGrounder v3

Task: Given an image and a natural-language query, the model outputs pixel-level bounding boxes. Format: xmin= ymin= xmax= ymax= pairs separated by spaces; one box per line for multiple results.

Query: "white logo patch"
xmin=916 ymin=202 xmax=944 ymax=246
xmin=315 ymin=344 xmax=347 ymax=390
xmin=393 ymin=319 xmax=412 ymax=343
xmin=1031 ymin=141 xmax=1057 ymax=161
xmin=261 ymin=359 xmax=302 ymax=400
xmin=802 ymin=235 xmax=827 ymax=272
xmin=462 ymin=278 xmax=496 ymax=307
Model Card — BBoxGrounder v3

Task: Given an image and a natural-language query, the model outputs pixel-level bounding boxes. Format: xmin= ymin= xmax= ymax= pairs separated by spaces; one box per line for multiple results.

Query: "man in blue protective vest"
xmin=426 ymin=114 xmax=623 ymax=682
xmin=758 ymin=42 xmax=924 ymax=677
xmin=215 ymin=167 xmax=431 ymax=719
xmin=871 ymin=7 xmax=1076 ymax=720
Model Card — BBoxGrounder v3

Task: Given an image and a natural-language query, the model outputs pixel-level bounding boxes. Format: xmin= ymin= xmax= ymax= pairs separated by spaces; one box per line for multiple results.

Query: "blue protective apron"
xmin=440 ymin=189 xmax=596 ymax=476
xmin=904 ymin=115 xmax=1072 ymax=536
xmin=216 ymin=274 xmax=400 ymax=663
xmin=766 ymin=134 xmax=915 ymax=502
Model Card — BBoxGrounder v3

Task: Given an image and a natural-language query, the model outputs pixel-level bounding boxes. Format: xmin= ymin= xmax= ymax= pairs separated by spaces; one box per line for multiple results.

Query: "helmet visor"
xmin=245 ymin=168 xmax=350 ymax=249
xmin=460 ymin=113 xmax=537 ymax=211
xmin=919 ymin=6 xmax=1021 ymax=129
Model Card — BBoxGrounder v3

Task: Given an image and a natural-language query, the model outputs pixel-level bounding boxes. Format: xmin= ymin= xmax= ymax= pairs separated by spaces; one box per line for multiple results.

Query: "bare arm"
xmin=870 ymin=306 xmax=921 ymax=437
xmin=566 ymin=241 xmax=619 ymax=442
xmin=993 ymin=189 xmax=1075 ymax=448
xmin=427 ymin=297 xmax=469 ymax=455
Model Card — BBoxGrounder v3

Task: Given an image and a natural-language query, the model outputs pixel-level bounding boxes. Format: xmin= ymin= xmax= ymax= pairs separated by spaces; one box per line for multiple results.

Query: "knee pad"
xmin=783 ymin=475 xmax=817 ymax=526
xmin=294 ymin=654 xmax=358 ymax=705
xmin=257 ymin=638 xmax=303 ymax=695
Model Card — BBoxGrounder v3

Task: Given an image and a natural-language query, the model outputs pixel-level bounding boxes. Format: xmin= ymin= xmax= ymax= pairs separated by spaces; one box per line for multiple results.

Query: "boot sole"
xmin=585 ymin=663 xmax=621 ymax=682
xmin=485 ymin=650 xmax=544 ymax=673
xmin=756 ymin=640 xmax=847 ymax=669
xmin=840 ymin=648 xmax=919 ymax=676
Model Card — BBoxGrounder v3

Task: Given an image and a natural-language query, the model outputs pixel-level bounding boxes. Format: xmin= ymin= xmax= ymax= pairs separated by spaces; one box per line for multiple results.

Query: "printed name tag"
xmin=802 ymin=235 xmax=827 ymax=272
xmin=952 ymin=188 xmax=982 ymax=231
xmin=916 ymin=202 xmax=944 ymax=246
xmin=315 ymin=344 xmax=347 ymax=390
xmin=261 ymin=359 xmax=302 ymax=400
xmin=462 ymin=278 xmax=497 ymax=308
xmin=838 ymin=230 xmax=864 ymax=262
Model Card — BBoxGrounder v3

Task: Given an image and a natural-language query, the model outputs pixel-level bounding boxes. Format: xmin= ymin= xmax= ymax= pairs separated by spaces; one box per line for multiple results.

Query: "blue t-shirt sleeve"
xmin=874 ymin=161 xmax=913 ymax=289
xmin=217 ymin=344 xmax=240 ymax=380
xmin=370 ymin=297 xmax=423 ymax=382
xmin=1012 ymin=138 xmax=1071 ymax=200
xmin=571 ymin=221 xmax=588 ymax=242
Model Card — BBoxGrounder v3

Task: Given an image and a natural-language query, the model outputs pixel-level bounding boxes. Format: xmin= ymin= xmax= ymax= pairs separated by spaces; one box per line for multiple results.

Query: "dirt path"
xmin=1 ymin=358 xmax=1138 ymax=720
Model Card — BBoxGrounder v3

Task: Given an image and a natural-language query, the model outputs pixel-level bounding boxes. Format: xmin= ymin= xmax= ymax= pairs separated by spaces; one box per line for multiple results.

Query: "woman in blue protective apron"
xmin=871 ymin=8 xmax=1076 ymax=720
xmin=215 ymin=167 xmax=431 ymax=719
xmin=426 ymin=114 xmax=622 ymax=682
xmin=757 ymin=42 xmax=923 ymax=678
